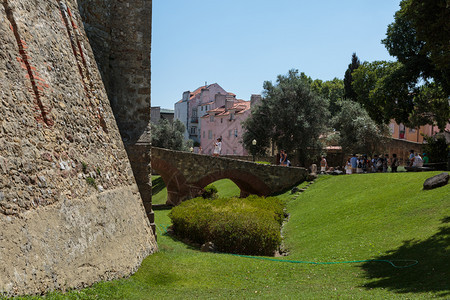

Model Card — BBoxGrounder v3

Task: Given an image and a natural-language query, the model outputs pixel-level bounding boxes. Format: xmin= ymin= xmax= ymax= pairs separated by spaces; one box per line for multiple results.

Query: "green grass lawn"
xmin=13 ymin=172 xmax=449 ymax=299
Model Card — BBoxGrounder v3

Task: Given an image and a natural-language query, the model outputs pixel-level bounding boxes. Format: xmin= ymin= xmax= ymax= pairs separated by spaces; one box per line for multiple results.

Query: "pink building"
xmin=200 ymin=94 xmax=261 ymax=156
xmin=174 ymin=83 xmax=227 ymax=143
xmin=389 ymin=121 xmax=450 ymax=143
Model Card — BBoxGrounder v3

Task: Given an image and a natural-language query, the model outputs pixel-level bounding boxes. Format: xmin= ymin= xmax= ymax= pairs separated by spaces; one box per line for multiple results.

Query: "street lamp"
xmin=252 ymin=139 xmax=257 ymax=162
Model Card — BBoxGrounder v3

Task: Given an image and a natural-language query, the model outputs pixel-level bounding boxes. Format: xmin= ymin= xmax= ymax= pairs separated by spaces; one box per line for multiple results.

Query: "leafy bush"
xmin=201 ymin=184 xmax=218 ymax=199
xmin=169 ymin=196 xmax=284 ymax=255
xmin=423 ymin=135 xmax=449 ymax=163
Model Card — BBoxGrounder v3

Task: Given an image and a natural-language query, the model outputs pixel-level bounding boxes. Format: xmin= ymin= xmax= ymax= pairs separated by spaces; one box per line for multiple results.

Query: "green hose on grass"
xmin=156 ymin=224 xmax=418 ymax=269
xmin=230 ymin=253 xmax=418 ymax=268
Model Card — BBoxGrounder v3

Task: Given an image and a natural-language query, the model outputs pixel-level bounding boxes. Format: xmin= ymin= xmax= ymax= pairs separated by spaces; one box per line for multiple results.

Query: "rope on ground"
xmin=230 ymin=253 xmax=418 ymax=268
xmin=155 ymin=224 xmax=418 ymax=268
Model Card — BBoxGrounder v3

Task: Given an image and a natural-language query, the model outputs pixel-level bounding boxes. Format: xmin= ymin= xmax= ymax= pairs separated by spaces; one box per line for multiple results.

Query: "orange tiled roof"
xmin=189 ymin=85 xmax=206 ymax=100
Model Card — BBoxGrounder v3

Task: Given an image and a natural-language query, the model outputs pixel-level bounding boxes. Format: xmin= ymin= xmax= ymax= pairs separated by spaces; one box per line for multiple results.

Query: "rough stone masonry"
xmin=0 ymin=0 xmax=156 ymax=296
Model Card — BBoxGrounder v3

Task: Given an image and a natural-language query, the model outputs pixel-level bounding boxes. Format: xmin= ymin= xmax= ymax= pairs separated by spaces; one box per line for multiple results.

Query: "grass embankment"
xmin=14 ymin=172 xmax=449 ymax=299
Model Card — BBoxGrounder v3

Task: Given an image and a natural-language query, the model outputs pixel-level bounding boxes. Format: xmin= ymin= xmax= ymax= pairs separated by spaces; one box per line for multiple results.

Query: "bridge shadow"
xmin=359 ymin=216 xmax=450 ymax=297
xmin=152 ymin=176 xmax=166 ymax=195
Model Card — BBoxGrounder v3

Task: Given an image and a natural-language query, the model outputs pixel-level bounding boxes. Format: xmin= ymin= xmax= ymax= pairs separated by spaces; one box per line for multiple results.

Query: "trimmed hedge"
xmin=201 ymin=184 xmax=218 ymax=199
xmin=169 ymin=196 xmax=284 ymax=256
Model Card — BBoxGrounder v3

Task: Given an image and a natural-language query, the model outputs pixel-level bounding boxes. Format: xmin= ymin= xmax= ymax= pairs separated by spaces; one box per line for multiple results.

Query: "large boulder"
xmin=423 ymin=173 xmax=449 ymax=190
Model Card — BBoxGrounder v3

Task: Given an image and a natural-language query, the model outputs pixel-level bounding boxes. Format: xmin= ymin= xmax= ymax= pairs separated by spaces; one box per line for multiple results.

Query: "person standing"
xmin=320 ymin=156 xmax=328 ymax=173
xmin=423 ymin=153 xmax=429 ymax=165
xmin=280 ymin=150 xmax=287 ymax=166
xmin=391 ymin=153 xmax=399 ymax=172
xmin=345 ymin=158 xmax=352 ymax=174
xmin=350 ymin=154 xmax=358 ymax=174
xmin=409 ymin=149 xmax=415 ymax=167
xmin=383 ymin=154 xmax=389 ymax=172
xmin=213 ymin=138 xmax=222 ymax=157
xmin=356 ymin=156 xmax=363 ymax=174
xmin=371 ymin=155 xmax=379 ymax=173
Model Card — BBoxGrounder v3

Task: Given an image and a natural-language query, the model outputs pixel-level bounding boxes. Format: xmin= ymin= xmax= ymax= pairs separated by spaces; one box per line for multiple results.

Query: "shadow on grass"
xmin=152 ymin=176 xmax=166 ymax=195
xmin=360 ymin=216 xmax=450 ymax=297
xmin=159 ymin=228 xmax=201 ymax=252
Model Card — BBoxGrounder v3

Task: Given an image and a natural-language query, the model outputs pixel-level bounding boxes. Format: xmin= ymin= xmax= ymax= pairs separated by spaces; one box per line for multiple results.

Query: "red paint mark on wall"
xmin=58 ymin=0 xmax=108 ymax=133
xmin=3 ymin=1 xmax=53 ymax=127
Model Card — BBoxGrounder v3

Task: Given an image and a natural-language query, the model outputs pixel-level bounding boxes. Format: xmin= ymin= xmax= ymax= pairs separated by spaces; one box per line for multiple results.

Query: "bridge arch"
xmin=151 ymin=147 xmax=307 ymax=206
xmin=195 ymin=170 xmax=271 ymax=198
xmin=152 ymin=157 xmax=271 ymax=205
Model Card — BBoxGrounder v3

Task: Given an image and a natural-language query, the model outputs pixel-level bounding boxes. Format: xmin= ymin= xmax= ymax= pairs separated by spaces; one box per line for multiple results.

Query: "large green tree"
xmin=243 ymin=69 xmax=330 ymax=166
xmin=372 ymin=0 xmax=450 ymax=130
xmin=331 ymin=100 xmax=390 ymax=155
xmin=151 ymin=119 xmax=192 ymax=151
xmin=352 ymin=59 xmax=449 ymax=130
xmin=383 ymin=0 xmax=450 ymax=94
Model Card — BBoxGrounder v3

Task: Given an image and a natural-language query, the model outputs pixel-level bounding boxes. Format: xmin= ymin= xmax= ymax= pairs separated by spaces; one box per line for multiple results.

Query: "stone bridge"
xmin=152 ymin=147 xmax=308 ymax=205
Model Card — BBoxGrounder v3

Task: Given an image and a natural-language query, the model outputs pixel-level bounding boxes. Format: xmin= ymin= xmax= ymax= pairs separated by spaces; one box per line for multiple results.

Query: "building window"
xmin=192 ymin=108 xmax=197 ymax=118
xmin=230 ymin=113 xmax=235 ymax=120
xmin=234 ymin=129 xmax=238 ymax=137
xmin=229 ymin=130 xmax=232 ymax=137
xmin=221 ymin=118 xmax=223 ymax=123
xmin=203 ymin=131 xmax=205 ymax=138
xmin=190 ymin=127 xmax=196 ymax=135
xmin=409 ymin=128 xmax=416 ymax=133
xmin=210 ymin=115 xmax=214 ymax=122
xmin=399 ymin=123 xmax=405 ymax=139
xmin=208 ymin=130 xmax=212 ymax=139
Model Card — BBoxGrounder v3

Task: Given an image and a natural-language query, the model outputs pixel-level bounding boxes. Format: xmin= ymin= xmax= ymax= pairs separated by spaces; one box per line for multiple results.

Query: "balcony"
xmin=190 ymin=117 xmax=198 ymax=123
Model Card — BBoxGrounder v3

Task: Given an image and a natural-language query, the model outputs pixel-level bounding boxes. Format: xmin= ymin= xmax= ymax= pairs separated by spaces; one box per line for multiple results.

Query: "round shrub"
xmin=209 ymin=206 xmax=281 ymax=256
xmin=201 ymin=184 xmax=218 ymax=199
xmin=169 ymin=195 xmax=284 ymax=256
xmin=169 ymin=198 xmax=213 ymax=244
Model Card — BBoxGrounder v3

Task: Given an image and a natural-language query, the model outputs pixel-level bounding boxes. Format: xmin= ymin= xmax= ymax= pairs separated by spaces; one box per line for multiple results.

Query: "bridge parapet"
xmin=152 ymin=147 xmax=308 ymax=205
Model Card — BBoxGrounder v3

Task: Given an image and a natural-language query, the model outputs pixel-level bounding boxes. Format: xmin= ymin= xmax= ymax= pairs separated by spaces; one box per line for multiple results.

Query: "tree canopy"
xmin=331 ymin=100 xmax=390 ymax=155
xmin=383 ymin=0 xmax=450 ymax=94
xmin=367 ymin=0 xmax=450 ymax=130
xmin=243 ymin=69 xmax=330 ymax=166
xmin=151 ymin=119 xmax=192 ymax=151
xmin=311 ymin=77 xmax=344 ymax=115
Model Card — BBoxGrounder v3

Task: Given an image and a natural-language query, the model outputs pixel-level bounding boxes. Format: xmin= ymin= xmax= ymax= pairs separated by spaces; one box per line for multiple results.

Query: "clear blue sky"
xmin=151 ymin=0 xmax=401 ymax=109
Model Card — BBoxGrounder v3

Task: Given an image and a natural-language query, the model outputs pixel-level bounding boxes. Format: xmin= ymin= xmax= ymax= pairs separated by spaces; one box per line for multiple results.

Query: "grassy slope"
xmin=14 ymin=172 xmax=449 ymax=299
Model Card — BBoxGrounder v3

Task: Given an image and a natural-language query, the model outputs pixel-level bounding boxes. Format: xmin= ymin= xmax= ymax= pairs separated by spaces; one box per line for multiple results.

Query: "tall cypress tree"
xmin=343 ymin=53 xmax=361 ymax=101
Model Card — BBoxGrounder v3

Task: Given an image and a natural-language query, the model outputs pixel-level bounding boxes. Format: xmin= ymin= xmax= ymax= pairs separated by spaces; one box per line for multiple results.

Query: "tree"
xmin=351 ymin=58 xmax=449 ymax=130
xmin=382 ymin=0 xmax=450 ymax=95
xmin=151 ymin=119 xmax=193 ymax=151
xmin=351 ymin=60 xmax=411 ymax=125
xmin=311 ymin=78 xmax=345 ymax=115
xmin=422 ymin=135 xmax=449 ymax=164
xmin=331 ymin=100 xmax=390 ymax=155
xmin=243 ymin=69 xmax=330 ymax=166
xmin=376 ymin=0 xmax=450 ymax=130
xmin=343 ymin=53 xmax=361 ymax=101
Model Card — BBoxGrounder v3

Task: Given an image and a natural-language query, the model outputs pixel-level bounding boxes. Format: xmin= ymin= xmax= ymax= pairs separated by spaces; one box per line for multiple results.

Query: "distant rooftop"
xmin=160 ymin=108 xmax=174 ymax=114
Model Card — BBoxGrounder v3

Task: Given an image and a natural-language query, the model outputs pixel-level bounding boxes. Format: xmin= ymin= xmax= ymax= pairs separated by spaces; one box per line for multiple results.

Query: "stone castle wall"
xmin=78 ymin=0 xmax=154 ymax=230
xmin=0 ymin=0 xmax=156 ymax=296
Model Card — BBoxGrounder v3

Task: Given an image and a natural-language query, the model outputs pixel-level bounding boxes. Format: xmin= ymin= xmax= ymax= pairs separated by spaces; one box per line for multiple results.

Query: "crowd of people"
xmin=320 ymin=150 xmax=429 ymax=174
